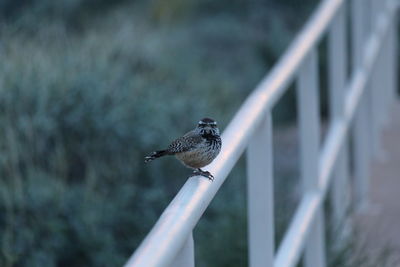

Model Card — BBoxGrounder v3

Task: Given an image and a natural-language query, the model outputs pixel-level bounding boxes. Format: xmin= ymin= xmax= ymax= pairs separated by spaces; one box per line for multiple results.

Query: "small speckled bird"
xmin=144 ymin=118 xmax=222 ymax=180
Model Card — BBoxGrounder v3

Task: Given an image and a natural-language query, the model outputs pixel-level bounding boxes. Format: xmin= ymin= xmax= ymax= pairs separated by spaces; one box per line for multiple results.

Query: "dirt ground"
xmin=355 ymin=100 xmax=400 ymax=266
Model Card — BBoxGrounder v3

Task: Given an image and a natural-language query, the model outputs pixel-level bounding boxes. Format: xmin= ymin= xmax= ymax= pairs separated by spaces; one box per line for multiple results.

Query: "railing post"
xmin=169 ymin=232 xmax=195 ymax=267
xmin=246 ymin=112 xmax=274 ymax=267
xmin=328 ymin=4 xmax=347 ymax=121
xmin=351 ymin=0 xmax=365 ymax=70
xmin=297 ymin=48 xmax=326 ymax=267
xmin=368 ymin=2 xmax=385 ymax=158
xmin=328 ymin=4 xmax=350 ymax=228
xmin=388 ymin=5 xmax=398 ymax=101
xmin=375 ymin=1 xmax=393 ymax=127
xmin=386 ymin=1 xmax=398 ymax=107
xmin=351 ymin=0 xmax=371 ymax=211
xmin=365 ymin=0 xmax=378 ymax=160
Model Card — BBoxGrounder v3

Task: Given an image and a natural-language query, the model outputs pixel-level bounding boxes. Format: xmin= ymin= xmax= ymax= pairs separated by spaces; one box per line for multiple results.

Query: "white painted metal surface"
xmin=352 ymin=0 xmax=371 ymax=211
xmin=328 ymin=4 xmax=349 ymax=227
xmin=297 ymin=49 xmax=326 ymax=267
xmin=247 ymin=112 xmax=274 ymax=267
xmin=125 ymin=0 xmax=399 ymax=266
xmin=168 ymin=233 xmax=194 ymax=267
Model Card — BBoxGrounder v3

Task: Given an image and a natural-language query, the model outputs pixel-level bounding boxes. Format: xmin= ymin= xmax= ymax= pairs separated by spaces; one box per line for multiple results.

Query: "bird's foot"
xmin=192 ymin=169 xmax=214 ymax=181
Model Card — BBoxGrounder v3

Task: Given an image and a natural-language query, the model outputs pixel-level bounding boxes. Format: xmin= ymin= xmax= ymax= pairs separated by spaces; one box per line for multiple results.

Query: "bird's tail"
xmin=144 ymin=150 xmax=168 ymax=163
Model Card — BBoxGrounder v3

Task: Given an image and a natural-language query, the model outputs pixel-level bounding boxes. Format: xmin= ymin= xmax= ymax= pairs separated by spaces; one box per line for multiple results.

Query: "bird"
xmin=144 ymin=117 xmax=222 ymax=181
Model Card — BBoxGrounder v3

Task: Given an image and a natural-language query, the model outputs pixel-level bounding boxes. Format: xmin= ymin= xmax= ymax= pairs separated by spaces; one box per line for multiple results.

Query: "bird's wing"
xmin=167 ymin=131 xmax=203 ymax=154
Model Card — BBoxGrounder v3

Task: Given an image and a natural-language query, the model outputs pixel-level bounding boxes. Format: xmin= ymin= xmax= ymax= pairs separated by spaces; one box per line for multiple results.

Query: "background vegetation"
xmin=1 ymin=0 xmax=386 ymax=266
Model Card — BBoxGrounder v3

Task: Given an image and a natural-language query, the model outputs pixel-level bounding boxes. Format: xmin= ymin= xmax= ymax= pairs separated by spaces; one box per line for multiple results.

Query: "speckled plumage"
xmin=144 ymin=118 xmax=222 ymax=180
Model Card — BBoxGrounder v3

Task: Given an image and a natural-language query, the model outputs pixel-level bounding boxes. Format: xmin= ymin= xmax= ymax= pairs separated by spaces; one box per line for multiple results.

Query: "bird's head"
xmin=196 ymin=117 xmax=220 ymax=136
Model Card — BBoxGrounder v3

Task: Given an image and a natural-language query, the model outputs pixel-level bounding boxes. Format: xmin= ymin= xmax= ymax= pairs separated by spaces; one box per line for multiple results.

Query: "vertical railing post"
xmin=368 ymin=0 xmax=381 ymax=158
xmin=169 ymin=232 xmax=195 ymax=267
xmin=370 ymin=0 xmax=381 ymax=28
xmin=377 ymin=0 xmax=394 ymax=127
xmin=364 ymin=0 xmax=372 ymax=35
xmin=365 ymin=0 xmax=376 ymax=159
xmin=297 ymin=48 xmax=326 ymax=267
xmin=389 ymin=4 xmax=398 ymax=101
xmin=386 ymin=0 xmax=398 ymax=107
xmin=351 ymin=0 xmax=371 ymax=211
xmin=351 ymin=0 xmax=365 ymax=70
xmin=328 ymin=4 xmax=350 ymax=229
xmin=246 ymin=112 xmax=274 ymax=267
xmin=371 ymin=0 xmax=387 ymax=130
xmin=368 ymin=0 xmax=388 ymax=158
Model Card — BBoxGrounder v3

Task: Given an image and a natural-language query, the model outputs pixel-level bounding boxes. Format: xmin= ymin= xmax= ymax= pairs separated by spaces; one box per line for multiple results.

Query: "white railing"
xmin=125 ymin=0 xmax=399 ymax=266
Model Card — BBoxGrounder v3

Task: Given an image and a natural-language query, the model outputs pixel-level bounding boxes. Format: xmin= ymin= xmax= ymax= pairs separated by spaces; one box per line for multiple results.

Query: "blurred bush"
xmin=0 ymin=0 xmax=318 ymax=266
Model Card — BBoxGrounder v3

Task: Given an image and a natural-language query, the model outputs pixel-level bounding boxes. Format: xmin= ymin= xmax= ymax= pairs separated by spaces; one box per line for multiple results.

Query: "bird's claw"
xmin=192 ymin=169 xmax=214 ymax=181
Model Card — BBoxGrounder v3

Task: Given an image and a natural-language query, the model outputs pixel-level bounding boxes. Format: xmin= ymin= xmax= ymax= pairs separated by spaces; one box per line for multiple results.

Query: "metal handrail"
xmin=125 ymin=0 xmax=399 ymax=266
